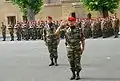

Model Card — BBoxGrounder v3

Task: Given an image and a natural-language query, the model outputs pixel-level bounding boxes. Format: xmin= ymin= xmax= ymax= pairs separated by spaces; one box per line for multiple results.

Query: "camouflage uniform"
xmin=83 ymin=19 xmax=92 ymax=38
xmin=38 ymin=22 xmax=45 ymax=40
xmin=64 ymin=25 xmax=84 ymax=80
xmin=112 ymin=18 xmax=120 ymax=38
xmin=15 ymin=23 xmax=22 ymax=41
xmin=43 ymin=22 xmax=60 ymax=66
xmin=101 ymin=19 xmax=108 ymax=38
xmin=24 ymin=23 xmax=29 ymax=40
xmin=91 ymin=19 xmax=102 ymax=38
xmin=1 ymin=23 xmax=6 ymax=41
xmin=31 ymin=24 xmax=37 ymax=40
xmin=107 ymin=18 xmax=114 ymax=37
xmin=8 ymin=24 xmax=14 ymax=41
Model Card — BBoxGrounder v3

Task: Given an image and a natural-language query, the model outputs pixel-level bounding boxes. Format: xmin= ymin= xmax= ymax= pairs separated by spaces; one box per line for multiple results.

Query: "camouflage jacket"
xmin=65 ymin=25 xmax=83 ymax=48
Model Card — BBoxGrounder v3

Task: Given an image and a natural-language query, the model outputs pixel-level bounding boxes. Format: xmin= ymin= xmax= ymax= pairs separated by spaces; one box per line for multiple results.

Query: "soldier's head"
xmin=68 ymin=17 xmax=76 ymax=26
xmin=87 ymin=13 xmax=91 ymax=19
xmin=70 ymin=12 xmax=76 ymax=18
xmin=1 ymin=22 xmax=4 ymax=25
xmin=113 ymin=13 xmax=117 ymax=18
xmin=47 ymin=16 xmax=53 ymax=23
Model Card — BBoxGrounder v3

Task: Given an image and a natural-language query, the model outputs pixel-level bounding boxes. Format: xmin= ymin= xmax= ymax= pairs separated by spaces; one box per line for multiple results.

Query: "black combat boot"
xmin=54 ymin=57 xmax=58 ymax=66
xmin=75 ymin=69 xmax=82 ymax=80
xmin=49 ymin=58 xmax=54 ymax=66
xmin=70 ymin=68 xmax=76 ymax=80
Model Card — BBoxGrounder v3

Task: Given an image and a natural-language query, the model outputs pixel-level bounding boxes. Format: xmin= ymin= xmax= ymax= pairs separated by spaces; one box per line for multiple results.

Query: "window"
xmin=7 ymin=16 xmax=16 ymax=26
xmin=48 ymin=0 xmax=60 ymax=3
xmin=4 ymin=0 xmax=11 ymax=2
xmin=5 ymin=0 xmax=10 ymax=1
xmin=23 ymin=16 xmax=28 ymax=22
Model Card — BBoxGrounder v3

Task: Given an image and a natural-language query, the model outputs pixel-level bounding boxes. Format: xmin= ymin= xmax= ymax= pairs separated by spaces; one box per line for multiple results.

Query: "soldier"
xmin=31 ymin=22 xmax=37 ymax=40
xmin=91 ymin=18 xmax=102 ymax=38
xmin=112 ymin=13 xmax=120 ymax=38
xmin=23 ymin=21 xmax=29 ymax=40
xmin=43 ymin=16 xmax=60 ymax=66
xmin=15 ymin=21 xmax=22 ymax=41
xmin=39 ymin=21 xmax=45 ymax=40
xmin=1 ymin=22 xmax=6 ymax=41
xmin=8 ymin=23 xmax=14 ymax=41
xmin=101 ymin=18 xmax=108 ymax=38
xmin=107 ymin=17 xmax=114 ymax=37
xmin=55 ymin=17 xmax=85 ymax=80
xmin=82 ymin=18 xmax=92 ymax=38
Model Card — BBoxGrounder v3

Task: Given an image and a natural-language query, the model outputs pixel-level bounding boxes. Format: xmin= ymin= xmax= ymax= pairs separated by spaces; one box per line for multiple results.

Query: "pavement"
xmin=0 ymin=38 xmax=120 ymax=81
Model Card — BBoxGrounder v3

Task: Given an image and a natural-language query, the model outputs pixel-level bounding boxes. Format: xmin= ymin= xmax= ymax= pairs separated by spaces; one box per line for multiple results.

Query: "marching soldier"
xmin=43 ymin=16 xmax=60 ymax=66
xmin=112 ymin=13 xmax=120 ymax=38
xmin=55 ymin=17 xmax=85 ymax=80
xmin=1 ymin=22 xmax=6 ymax=41
xmin=8 ymin=23 xmax=14 ymax=41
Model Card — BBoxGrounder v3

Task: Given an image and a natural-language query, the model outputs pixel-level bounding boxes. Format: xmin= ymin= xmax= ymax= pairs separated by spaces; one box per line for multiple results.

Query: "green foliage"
xmin=81 ymin=0 xmax=120 ymax=13
xmin=11 ymin=0 xmax=43 ymax=15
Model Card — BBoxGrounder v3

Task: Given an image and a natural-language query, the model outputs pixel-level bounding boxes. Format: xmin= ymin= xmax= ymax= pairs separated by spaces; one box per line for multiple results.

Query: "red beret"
xmin=68 ymin=17 xmax=76 ymax=21
xmin=47 ymin=16 xmax=52 ymax=19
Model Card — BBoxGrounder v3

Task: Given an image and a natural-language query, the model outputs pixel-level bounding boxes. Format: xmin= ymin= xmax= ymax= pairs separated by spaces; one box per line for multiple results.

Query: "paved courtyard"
xmin=0 ymin=38 xmax=120 ymax=81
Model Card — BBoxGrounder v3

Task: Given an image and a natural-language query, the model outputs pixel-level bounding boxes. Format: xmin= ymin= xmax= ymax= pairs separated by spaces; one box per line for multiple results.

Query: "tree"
xmin=11 ymin=0 xmax=43 ymax=21
xmin=81 ymin=0 xmax=120 ymax=18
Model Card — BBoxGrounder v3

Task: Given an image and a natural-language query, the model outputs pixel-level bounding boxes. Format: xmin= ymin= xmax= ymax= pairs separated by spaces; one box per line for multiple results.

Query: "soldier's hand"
xmin=60 ymin=20 xmax=67 ymax=28
xmin=81 ymin=45 xmax=84 ymax=53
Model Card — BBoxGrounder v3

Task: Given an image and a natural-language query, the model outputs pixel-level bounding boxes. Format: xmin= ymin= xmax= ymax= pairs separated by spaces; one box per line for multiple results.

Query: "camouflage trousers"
xmin=47 ymin=39 xmax=58 ymax=59
xmin=67 ymin=46 xmax=82 ymax=72
xmin=114 ymin=28 xmax=119 ymax=37
xmin=2 ymin=32 xmax=6 ymax=41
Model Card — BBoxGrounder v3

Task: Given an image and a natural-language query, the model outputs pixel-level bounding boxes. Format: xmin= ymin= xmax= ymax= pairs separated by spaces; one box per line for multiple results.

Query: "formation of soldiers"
xmin=1 ymin=14 xmax=119 ymax=41
xmin=1 ymin=20 xmax=60 ymax=41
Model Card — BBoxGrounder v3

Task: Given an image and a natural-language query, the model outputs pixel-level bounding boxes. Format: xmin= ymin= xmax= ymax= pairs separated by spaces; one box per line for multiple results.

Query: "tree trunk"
xmin=27 ymin=6 xmax=35 ymax=21
xmin=99 ymin=9 xmax=109 ymax=18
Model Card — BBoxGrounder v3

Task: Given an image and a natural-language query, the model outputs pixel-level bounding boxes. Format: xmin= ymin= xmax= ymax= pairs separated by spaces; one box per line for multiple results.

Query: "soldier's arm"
xmin=55 ymin=21 xmax=66 ymax=35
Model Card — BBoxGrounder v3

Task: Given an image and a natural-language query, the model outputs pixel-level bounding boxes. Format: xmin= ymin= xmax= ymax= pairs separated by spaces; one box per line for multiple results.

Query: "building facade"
xmin=0 ymin=0 xmax=120 ymax=27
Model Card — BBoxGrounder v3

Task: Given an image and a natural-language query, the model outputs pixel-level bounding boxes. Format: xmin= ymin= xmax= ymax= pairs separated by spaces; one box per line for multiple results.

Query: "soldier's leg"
xmin=75 ymin=50 xmax=82 ymax=80
xmin=48 ymin=45 xmax=55 ymax=66
xmin=10 ymin=34 xmax=14 ymax=41
xmin=2 ymin=33 xmax=6 ymax=41
xmin=114 ymin=28 xmax=119 ymax=38
xmin=12 ymin=34 xmax=14 ymax=41
xmin=52 ymin=44 xmax=58 ymax=66
xmin=18 ymin=33 xmax=21 ymax=41
xmin=67 ymin=49 xmax=76 ymax=80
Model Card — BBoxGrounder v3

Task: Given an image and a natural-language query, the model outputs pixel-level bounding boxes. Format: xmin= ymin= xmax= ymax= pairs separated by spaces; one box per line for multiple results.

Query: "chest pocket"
xmin=65 ymin=28 xmax=81 ymax=46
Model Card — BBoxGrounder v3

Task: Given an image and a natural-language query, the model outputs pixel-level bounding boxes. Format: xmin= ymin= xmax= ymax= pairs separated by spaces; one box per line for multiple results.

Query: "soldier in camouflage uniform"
xmin=43 ymin=16 xmax=60 ymax=66
xmin=31 ymin=22 xmax=37 ymax=40
xmin=39 ymin=21 xmax=45 ymax=40
xmin=1 ymin=22 xmax=6 ymax=41
xmin=23 ymin=22 xmax=30 ymax=40
xmin=82 ymin=19 xmax=92 ymax=38
xmin=91 ymin=18 xmax=102 ymax=38
xmin=55 ymin=17 xmax=85 ymax=80
xmin=15 ymin=21 xmax=22 ymax=41
xmin=101 ymin=18 xmax=108 ymax=38
xmin=107 ymin=17 xmax=114 ymax=37
xmin=112 ymin=13 xmax=120 ymax=38
xmin=8 ymin=23 xmax=14 ymax=41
